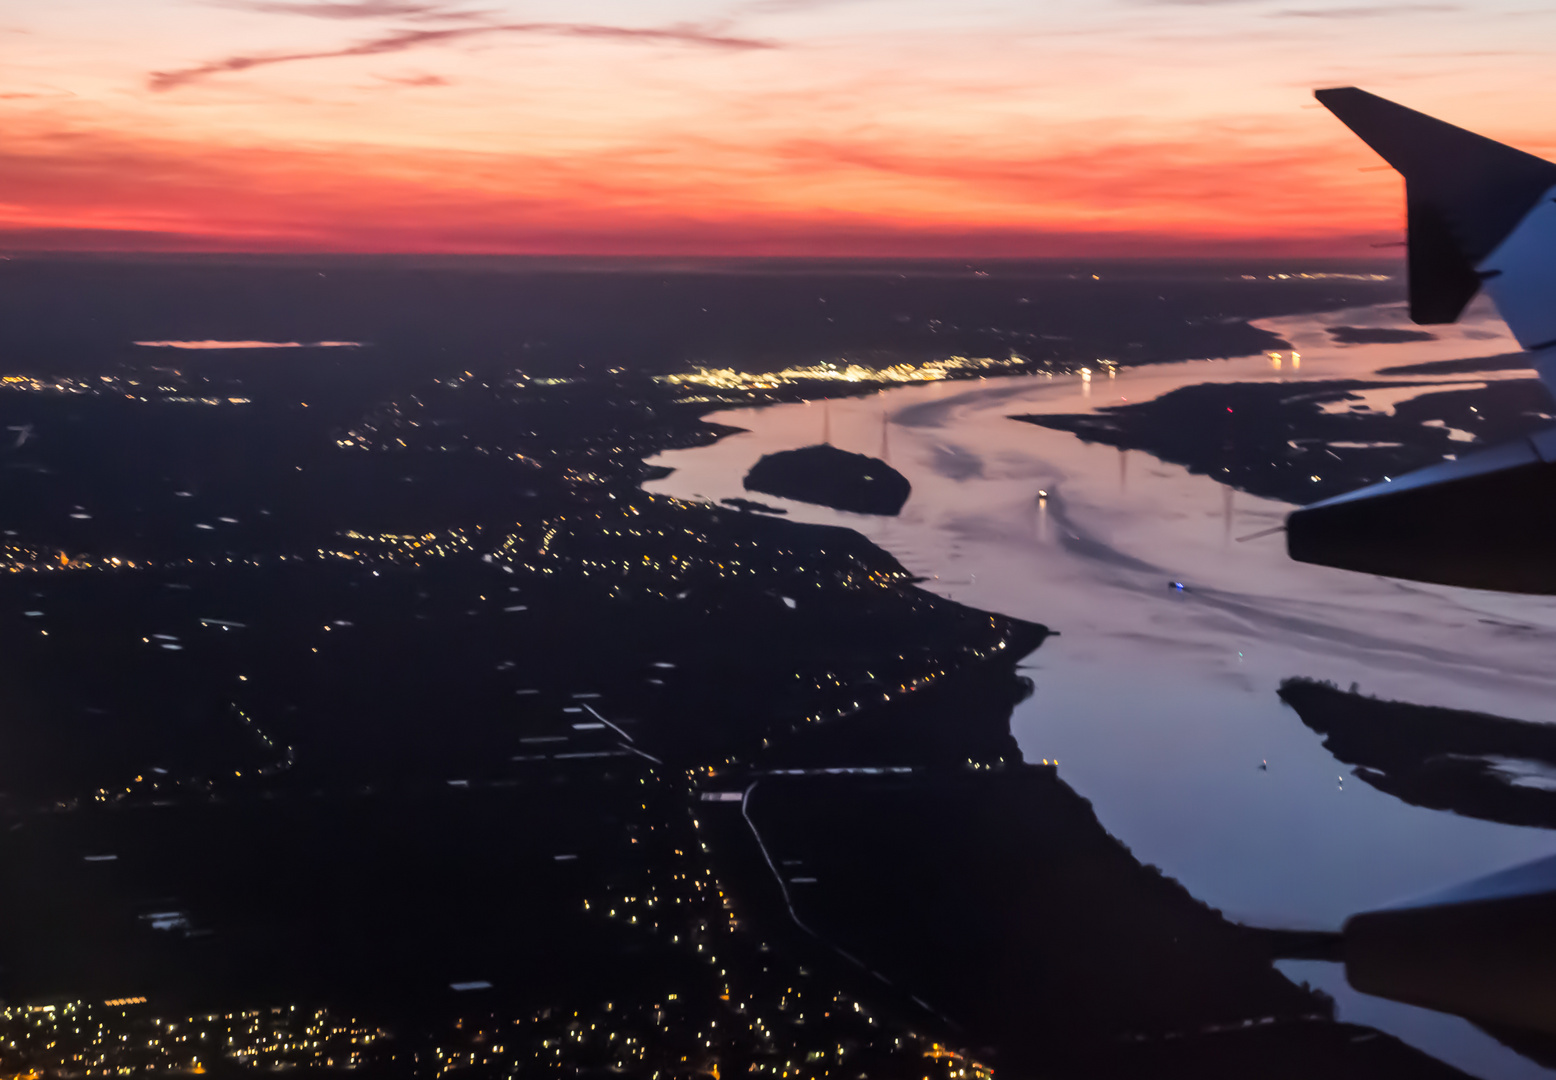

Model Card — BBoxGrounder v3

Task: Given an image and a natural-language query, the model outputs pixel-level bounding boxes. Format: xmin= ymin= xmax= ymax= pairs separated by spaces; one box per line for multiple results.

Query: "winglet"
xmin=1315 ymin=87 xmax=1556 ymax=323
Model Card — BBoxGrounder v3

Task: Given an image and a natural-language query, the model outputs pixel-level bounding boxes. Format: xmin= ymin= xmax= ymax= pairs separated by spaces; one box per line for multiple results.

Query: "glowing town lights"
xmin=658 ymin=356 xmax=1022 ymax=393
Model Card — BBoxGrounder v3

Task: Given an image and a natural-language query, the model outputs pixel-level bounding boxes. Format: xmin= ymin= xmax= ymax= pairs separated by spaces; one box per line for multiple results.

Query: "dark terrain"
xmin=1280 ymin=678 xmax=1556 ymax=831
xmin=1328 ymin=326 xmax=1438 ymax=345
xmin=1019 ymin=377 xmax=1556 ymax=505
xmin=0 ymin=255 xmax=1468 ymax=1079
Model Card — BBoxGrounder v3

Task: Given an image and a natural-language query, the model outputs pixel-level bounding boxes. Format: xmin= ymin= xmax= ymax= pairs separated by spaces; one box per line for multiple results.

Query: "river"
xmin=644 ymin=295 xmax=1556 ymax=1078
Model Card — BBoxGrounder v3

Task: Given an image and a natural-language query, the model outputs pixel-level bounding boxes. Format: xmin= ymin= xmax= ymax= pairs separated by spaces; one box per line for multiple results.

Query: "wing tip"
xmin=1312 ymin=86 xmax=1381 ymax=123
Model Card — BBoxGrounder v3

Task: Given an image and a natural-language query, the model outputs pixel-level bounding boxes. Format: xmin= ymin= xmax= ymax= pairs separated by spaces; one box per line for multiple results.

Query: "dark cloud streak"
xmin=148 ymin=21 xmax=777 ymax=91
xmin=215 ymin=1 xmax=472 ymax=18
xmin=373 ymin=71 xmax=450 ymax=86
xmin=740 ymin=0 xmax=880 ymax=12
xmin=149 ymin=26 xmax=476 ymax=90
xmin=1271 ymin=3 xmax=1457 ymax=14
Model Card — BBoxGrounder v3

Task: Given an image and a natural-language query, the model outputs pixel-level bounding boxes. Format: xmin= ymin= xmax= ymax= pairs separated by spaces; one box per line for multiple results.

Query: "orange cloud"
xmin=0 ymin=116 xmax=1402 ymax=256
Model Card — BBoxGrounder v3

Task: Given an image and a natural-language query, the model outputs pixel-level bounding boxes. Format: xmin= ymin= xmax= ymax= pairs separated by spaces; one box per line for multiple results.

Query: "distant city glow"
xmin=659 ymin=356 xmax=1029 ymax=393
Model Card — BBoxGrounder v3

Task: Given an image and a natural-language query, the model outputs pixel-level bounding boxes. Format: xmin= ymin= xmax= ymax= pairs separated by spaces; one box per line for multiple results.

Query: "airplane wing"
xmin=1316 ymin=87 xmax=1556 ymax=386
xmin=1284 ymin=90 xmax=1556 ymax=593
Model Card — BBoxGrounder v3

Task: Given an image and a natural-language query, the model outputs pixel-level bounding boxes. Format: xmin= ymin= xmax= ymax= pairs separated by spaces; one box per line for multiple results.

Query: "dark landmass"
xmin=0 ymin=257 xmax=1469 ymax=1079
xmin=1474 ymin=1024 xmax=1556 ymax=1071
xmin=712 ymin=767 xmax=1467 ymax=1079
xmin=1378 ymin=351 xmax=1534 ymax=376
xmin=1328 ymin=326 xmax=1437 ymax=344
xmin=745 ymin=444 xmax=911 ymax=515
xmin=0 ymin=350 xmax=1054 ymax=1076
xmin=1279 ymin=677 xmax=1556 ymax=830
xmin=0 ymin=255 xmax=1399 ymax=378
xmin=1016 ymin=377 xmax=1555 ymax=505
xmin=721 ymin=496 xmax=787 ymax=514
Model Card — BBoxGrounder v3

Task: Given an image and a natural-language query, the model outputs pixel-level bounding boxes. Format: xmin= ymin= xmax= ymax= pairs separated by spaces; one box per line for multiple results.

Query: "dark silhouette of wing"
xmin=1316 ymin=86 xmax=1556 ymax=323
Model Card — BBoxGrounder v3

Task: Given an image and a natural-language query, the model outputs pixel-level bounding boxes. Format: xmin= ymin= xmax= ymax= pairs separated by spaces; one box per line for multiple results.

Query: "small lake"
xmin=646 ymin=296 xmax=1556 ymax=1079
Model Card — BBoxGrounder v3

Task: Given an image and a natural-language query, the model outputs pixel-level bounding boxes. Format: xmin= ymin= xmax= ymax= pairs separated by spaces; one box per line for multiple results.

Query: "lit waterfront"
xmin=657 ymin=356 xmax=1031 ymax=396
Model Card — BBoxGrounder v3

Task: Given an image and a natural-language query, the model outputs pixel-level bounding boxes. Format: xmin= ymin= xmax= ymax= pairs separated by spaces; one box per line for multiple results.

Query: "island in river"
xmin=744 ymin=444 xmax=911 ymax=515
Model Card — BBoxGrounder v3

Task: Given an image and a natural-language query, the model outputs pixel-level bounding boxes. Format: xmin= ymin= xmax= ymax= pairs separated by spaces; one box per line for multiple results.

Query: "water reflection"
xmin=645 ymin=297 xmax=1556 ymax=1076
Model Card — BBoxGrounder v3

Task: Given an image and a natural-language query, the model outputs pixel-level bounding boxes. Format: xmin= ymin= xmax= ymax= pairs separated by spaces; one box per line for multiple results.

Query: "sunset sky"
xmin=4 ymin=0 xmax=1556 ymax=256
